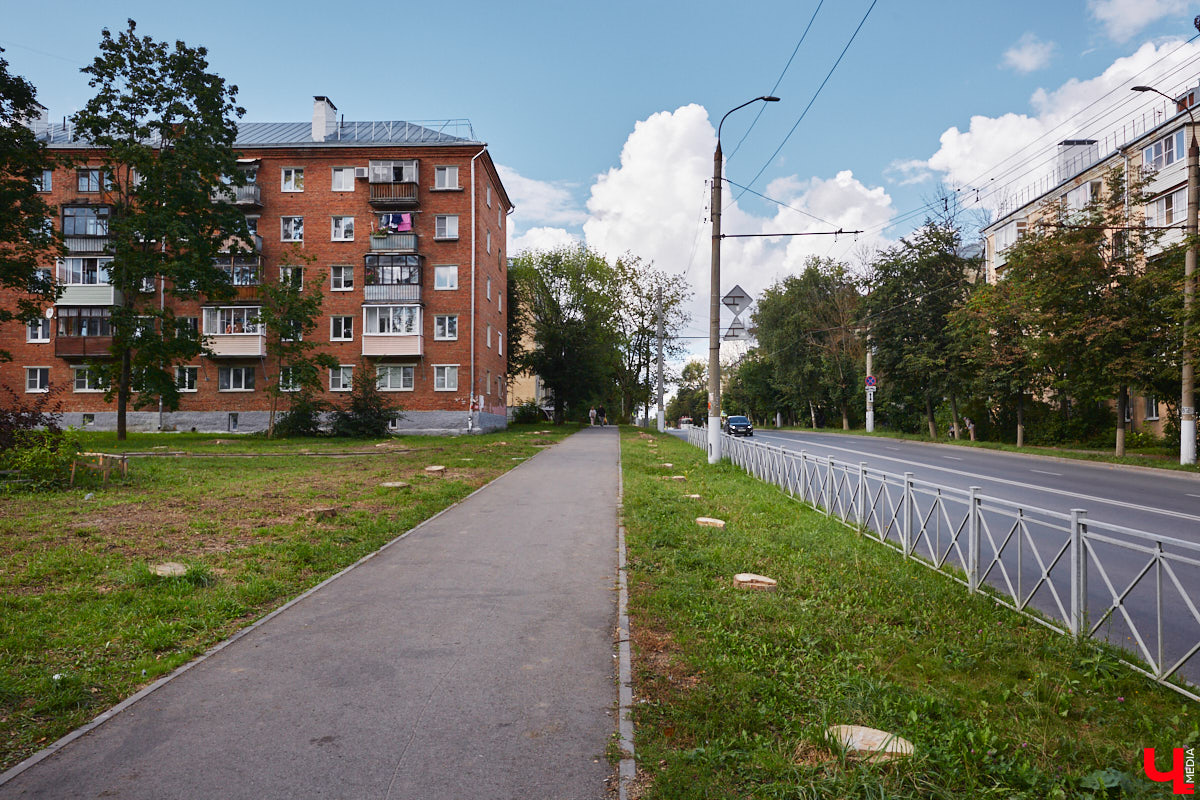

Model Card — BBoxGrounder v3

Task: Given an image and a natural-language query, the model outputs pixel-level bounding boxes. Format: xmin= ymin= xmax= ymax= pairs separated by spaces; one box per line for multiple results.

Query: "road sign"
xmin=722 ymin=285 xmax=752 ymax=317
xmin=865 ymin=375 xmax=877 ymax=388
xmin=866 ymin=389 xmax=875 ymax=403
xmin=723 ymin=319 xmax=751 ymax=341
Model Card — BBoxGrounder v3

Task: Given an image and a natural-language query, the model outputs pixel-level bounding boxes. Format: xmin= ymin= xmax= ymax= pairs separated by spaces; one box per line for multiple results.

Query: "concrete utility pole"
xmin=865 ymin=343 xmax=875 ymax=433
xmin=709 ymin=95 xmax=779 ymax=464
xmin=1134 ymin=84 xmax=1197 ymax=464
xmin=656 ymin=285 xmax=665 ymax=432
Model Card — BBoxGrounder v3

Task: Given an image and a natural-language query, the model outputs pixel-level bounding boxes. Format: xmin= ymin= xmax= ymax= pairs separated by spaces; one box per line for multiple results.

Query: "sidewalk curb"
xmin=0 ymin=444 xmax=556 ymax=788
xmin=616 ymin=432 xmax=636 ymax=800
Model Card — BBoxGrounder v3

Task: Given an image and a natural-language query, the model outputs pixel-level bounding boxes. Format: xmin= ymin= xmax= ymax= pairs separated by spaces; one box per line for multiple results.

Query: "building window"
xmin=246 ymin=217 xmax=259 ymax=237
xmin=76 ymin=169 xmax=109 ymax=192
xmin=434 ymin=365 xmax=458 ymax=391
xmin=364 ymin=305 xmax=419 ymax=335
xmin=434 ymin=166 xmax=459 ymax=189
xmin=486 ymin=370 xmax=491 ymax=395
xmin=218 ymin=366 xmax=255 ymax=391
xmin=73 ymin=367 xmax=106 ymax=392
xmin=994 ymin=219 xmax=1027 ymax=253
xmin=330 ymin=265 xmax=353 ymax=291
xmin=82 ymin=413 xmax=95 ymax=427
xmin=1144 ymin=129 xmax=1185 ymax=172
xmin=25 ymin=367 xmax=49 ymax=393
xmin=1146 ymin=187 xmax=1187 ymax=229
xmin=281 ymin=216 xmax=304 ymax=242
xmin=34 ymin=169 xmax=52 ymax=192
xmin=486 ymin=276 xmax=492 ymax=299
xmin=281 ymin=168 xmax=304 ymax=192
xmin=434 ymin=314 xmax=458 ymax=340
xmin=1064 ymin=180 xmax=1101 ymax=216
xmin=331 ymin=315 xmax=354 ymax=341
xmin=486 ymin=230 xmax=491 ymax=254
xmin=369 ymin=160 xmax=417 ymax=183
xmin=278 ymin=366 xmax=301 ymax=392
xmin=57 ymin=307 xmax=112 ymax=337
xmin=228 ymin=413 xmax=239 ymax=432
xmin=26 ymin=319 xmax=51 ymax=342
xmin=377 ymin=365 xmax=414 ymax=391
xmin=176 ymin=366 xmax=198 ymax=392
xmin=1144 ymin=396 xmax=1160 ymax=421
xmin=176 ymin=317 xmax=200 ymax=337
xmin=330 ymin=365 xmax=354 ymax=392
xmin=332 ymin=216 xmax=355 ymax=241
xmin=498 ymin=331 xmax=503 ymax=355
xmin=486 ymin=184 xmax=492 ymax=208
xmin=486 ymin=324 xmax=492 ymax=348
xmin=434 ymin=215 xmax=458 ymax=240
xmin=279 ymin=265 xmax=303 ymax=287
xmin=204 ymin=306 xmax=262 ymax=335
xmin=63 ymin=206 xmax=110 ymax=236
xmin=434 ymin=265 xmax=458 ymax=290
xmin=331 ymin=167 xmax=355 ymax=192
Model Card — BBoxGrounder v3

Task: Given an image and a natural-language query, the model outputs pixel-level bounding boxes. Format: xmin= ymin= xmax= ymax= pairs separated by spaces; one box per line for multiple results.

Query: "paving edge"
xmin=0 ymin=443 xmax=558 ymax=788
xmin=616 ymin=432 xmax=636 ymax=800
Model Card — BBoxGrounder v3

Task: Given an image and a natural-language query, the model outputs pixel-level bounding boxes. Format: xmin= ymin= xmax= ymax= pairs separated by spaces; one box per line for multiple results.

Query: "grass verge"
xmin=0 ymin=424 xmax=574 ymax=773
xmin=621 ymin=427 xmax=1197 ymax=798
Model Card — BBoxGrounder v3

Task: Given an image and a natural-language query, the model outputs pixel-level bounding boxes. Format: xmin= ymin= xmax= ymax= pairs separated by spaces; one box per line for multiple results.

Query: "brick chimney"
xmin=312 ymin=96 xmax=337 ymax=142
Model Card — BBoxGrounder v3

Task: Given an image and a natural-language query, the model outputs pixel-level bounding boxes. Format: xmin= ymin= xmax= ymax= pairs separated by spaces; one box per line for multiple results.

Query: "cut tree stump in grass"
xmin=152 ymin=562 xmax=187 ymax=577
xmin=696 ymin=517 xmax=725 ymax=528
xmin=733 ymin=573 xmax=777 ymax=590
xmin=306 ymin=507 xmax=338 ymax=521
xmin=826 ymin=725 xmax=914 ymax=762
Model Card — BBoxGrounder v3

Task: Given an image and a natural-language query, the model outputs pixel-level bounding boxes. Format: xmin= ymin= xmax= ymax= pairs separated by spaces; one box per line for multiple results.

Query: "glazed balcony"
xmin=204 ymin=331 xmax=266 ymax=358
xmin=362 ymin=334 xmax=422 ymax=357
xmin=368 ymin=182 xmax=419 ymax=208
xmin=64 ymin=235 xmax=111 ymax=255
xmin=212 ymin=184 xmax=263 ymax=207
xmin=363 ymin=283 xmax=421 ymax=304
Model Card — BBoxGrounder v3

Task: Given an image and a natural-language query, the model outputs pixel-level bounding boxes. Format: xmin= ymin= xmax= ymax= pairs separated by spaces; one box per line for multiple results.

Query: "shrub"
xmin=329 ymin=365 xmax=402 ymax=437
xmin=0 ymin=384 xmax=63 ymax=452
xmin=511 ymin=401 xmax=543 ymax=424
xmin=2 ymin=428 xmax=82 ymax=489
xmin=274 ymin=391 xmax=330 ymax=438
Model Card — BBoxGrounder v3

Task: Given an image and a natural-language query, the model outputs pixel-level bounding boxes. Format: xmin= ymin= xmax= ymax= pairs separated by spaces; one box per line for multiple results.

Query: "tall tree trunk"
xmin=809 ymin=401 xmax=817 ymax=430
xmin=950 ymin=395 xmax=961 ymax=440
xmin=926 ymin=396 xmax=937 ymax=440
xmin=841 ymin=403 xmax=850 ymax=430
xmin=117 ymin=348 xmax=131 ymax=442
xmin=553 ymin=398 xmax=564 ymax=425
xmin=1115 ymin=387 xmax=1127 ymax=457
xmin=268 ymin=390 xmax=278 ymax=439
xmin=1016 ymin=393 xmax=1025 ymax=448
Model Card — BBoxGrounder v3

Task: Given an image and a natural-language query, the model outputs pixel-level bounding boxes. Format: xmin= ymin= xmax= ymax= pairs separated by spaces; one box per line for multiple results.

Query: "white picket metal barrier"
xmin=684 ymin=426 xmax=1200 ymax=699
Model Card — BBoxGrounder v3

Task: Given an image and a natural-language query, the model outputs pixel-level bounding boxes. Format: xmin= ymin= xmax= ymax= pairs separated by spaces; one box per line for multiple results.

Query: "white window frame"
xmin=218 ymin=366 xmax=255 ymax=392
xmin=434 ymin=166 xmax=459 ymax=189
xmin=1144 ymin=129 xmax=1185 ymax=172
xmin=25 ymin=367 xmax=49 ymax=393
xmin=1144 ymin=396 xmax=1160 ymax=421
xmin=364 ymin=305 xmax=420 ymax=335
xmin=486 ymin=184 xmax=492 ymax=207
xmin=176 ymin=366 xmax=198 ymax=392
xmin=281 ymin=167 xmax=304 ymax=192
xmin=26 ymin=318 xmax=51 ymax=343
xmin=204 ymin=306 xmax=263 ymax=335
xmin=278 ymin=366 xmax=301 ymax=393
xmin=433 ymin=314 xmax=458 ymax=341
xmin=434 ymin=265 xmax=458 ymax=290
xmin=435 ymin=215 xmax=459 ymax=240
xmin=331 ymin=167 xmax=355 ymax=192
xmin=377 ymin=364 xmax=414 ymax=391
xmin=330 ymin=365 xmax=354 ymax=392
xmin=498 ymin=331 xmax=503 ymax=355
xmin=486 ymin=276 xmax=492 ymax=299
xmin=331 ymin=216 xmax=355 ymax=242
xmin=486 ymin=323 xmax=492 ymax=348
xmin=434 ymin=365 xmax=459 ymax=392
xmin=281 ymin=216 xmax=304 ymax=242
xmin=35 ymin=169 xmax=52 ymax=193
xmin=59 ymin=256 xmax=112 ymax=286
xmin=369 ymin=160 xmax=417 ymax=184
xmin=330 ymin=315 xmax=354 ymax=341
xmin=73 ymin=366 xmax=105 ymax=393
xmin=486 ymin=230 xmax=491 ymax=254
xmin=1146 ymin=187 xmax=1187 ymax=229
xmin=279 ymin=266 xmax=304 ymax=288
xmin=330 ymin=265 xmax=353 ymax=291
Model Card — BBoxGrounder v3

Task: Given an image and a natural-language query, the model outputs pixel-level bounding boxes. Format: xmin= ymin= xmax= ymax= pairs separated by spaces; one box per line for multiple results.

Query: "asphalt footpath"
xmin=0 ymin=427 xmax=620 ymax=800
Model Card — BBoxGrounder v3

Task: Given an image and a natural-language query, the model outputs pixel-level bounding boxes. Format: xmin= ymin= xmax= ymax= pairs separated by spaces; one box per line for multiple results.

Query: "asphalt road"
xmin=0 ymin=428 xmax=619 ymax=800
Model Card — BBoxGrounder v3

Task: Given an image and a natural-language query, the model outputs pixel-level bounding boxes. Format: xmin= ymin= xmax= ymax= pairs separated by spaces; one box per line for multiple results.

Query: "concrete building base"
xmin=59 ymin=410 xmax=508 ymax=436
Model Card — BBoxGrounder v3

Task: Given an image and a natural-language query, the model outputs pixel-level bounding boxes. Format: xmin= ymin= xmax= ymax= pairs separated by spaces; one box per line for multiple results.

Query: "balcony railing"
xmin=369 ymin=233 xmax=418 ymax=252
xmin=219 ymin=233 xmax=263 ymax=254
xmin=363 ymin=283 xmax=422 ymax=303
xmin=204 ymin=332 xmax=266 ymax=358
xmin=369 ymin=182 xmax=419 ymax=207
xmin=212 ymin=184 xmax=263 ymax=206
xmin=64 ymin=235 xmax=111 ymax=255
xmin=362 ymin=334 xmax=423 ymax=357
xmin=55 ymin=335 xmax=113 ymax=359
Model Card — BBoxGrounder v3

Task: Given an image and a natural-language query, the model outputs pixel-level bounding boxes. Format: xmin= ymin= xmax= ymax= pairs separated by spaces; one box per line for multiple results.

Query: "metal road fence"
xmin=684 ymin=426 xmax=1200 ymax=699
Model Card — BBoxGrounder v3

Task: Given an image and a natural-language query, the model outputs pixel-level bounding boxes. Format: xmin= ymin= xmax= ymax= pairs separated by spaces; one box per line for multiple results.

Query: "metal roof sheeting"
xmin=42 ymin=119 xmax=480 ymax=148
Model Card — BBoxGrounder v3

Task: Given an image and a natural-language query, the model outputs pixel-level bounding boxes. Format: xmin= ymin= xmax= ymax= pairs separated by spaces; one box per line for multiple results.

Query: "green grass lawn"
xmin=621 ymin=428 xmax=1197 ymax=799
xmin=0 ymin=424 xmax=575 ymax=772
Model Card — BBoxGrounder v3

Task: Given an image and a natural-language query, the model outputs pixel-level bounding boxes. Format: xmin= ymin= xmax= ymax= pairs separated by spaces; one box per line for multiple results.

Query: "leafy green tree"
xmin=0 ymin=48 xmax=62 ymax=343
xmin=612 ymin=255 xmax=691 ymax=420
xmin=329 ymin=363 xmax=402 ymax=437
xmin=511 ymin=245 xmax=622 ymax=423
xmin=863 ymin=222 xmax=975 ymax=438
xmin=257 ymin=256 xmax=338 ymax=438
xmin=69 ymin=20 xmax=249 ymax=440
xmin=723 ymin=350 xmax=780 ymax=425
xmin=666 ymin=360 xmax=707 ymax=424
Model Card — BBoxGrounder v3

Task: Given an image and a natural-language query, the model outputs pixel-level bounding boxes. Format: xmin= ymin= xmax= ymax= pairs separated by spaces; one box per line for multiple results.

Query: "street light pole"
xmin=708 ymin=95 xmax=779 ymax=465
xmin=1134 ymin=85 xmax=1197 ymax=464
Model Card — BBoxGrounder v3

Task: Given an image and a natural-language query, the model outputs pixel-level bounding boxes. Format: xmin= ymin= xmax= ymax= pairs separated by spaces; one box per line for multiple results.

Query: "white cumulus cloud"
xmin=496 ymin=165 xmax=588 ymax=229
xmin=1088 ymin=0 xmax=1192 ymax=42
xmin=1003 ymin=33 xmax=1055 ymax=73
xmin=507 ymin=225 xmax=580 ymax=256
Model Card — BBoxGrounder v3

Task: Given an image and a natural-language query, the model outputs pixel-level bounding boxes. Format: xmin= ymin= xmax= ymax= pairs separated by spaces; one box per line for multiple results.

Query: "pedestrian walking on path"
xmin=589 ymin=406 xmax=597 ymax=426
xmin=0 ymin=430 xmax=621 ymax=800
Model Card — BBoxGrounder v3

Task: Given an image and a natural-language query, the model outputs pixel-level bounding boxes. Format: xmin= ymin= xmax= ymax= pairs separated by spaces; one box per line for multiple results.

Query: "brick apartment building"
xmin=3 ymin=97 xmax=512 ymax=434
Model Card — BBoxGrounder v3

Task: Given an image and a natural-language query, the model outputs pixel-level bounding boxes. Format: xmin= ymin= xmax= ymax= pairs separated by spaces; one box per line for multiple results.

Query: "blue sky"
xmin=5 ymin=0 xmax=1200 ymax=349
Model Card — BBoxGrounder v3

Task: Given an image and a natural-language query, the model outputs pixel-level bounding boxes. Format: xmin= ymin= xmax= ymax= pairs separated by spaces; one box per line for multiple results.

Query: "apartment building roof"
xmin=38 ymin=119 xmax=480 ymax=148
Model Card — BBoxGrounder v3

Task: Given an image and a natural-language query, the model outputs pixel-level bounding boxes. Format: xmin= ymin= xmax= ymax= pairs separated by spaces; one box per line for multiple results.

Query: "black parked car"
xmin=723 ymin=415 xmax=754 ymax=436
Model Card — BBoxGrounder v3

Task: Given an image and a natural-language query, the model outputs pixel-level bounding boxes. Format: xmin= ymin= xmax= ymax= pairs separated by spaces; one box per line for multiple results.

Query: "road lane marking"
xmin=1030 ymin=469 xmax=1062 ymax=477
xmin=758 ymin=433 xmax=1200 ymax=523
xmin=1189 ymin=493 xmax=1200 ymax=499
xmin=944 ymin=456 xmax=963 ymax=461
xmin=886 ymin=447 xmax=901 ymax=451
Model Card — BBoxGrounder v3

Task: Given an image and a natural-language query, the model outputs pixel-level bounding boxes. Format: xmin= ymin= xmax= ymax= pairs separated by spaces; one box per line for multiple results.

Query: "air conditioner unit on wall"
xmin=354 ymin=167 xmax=368 ymax=179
